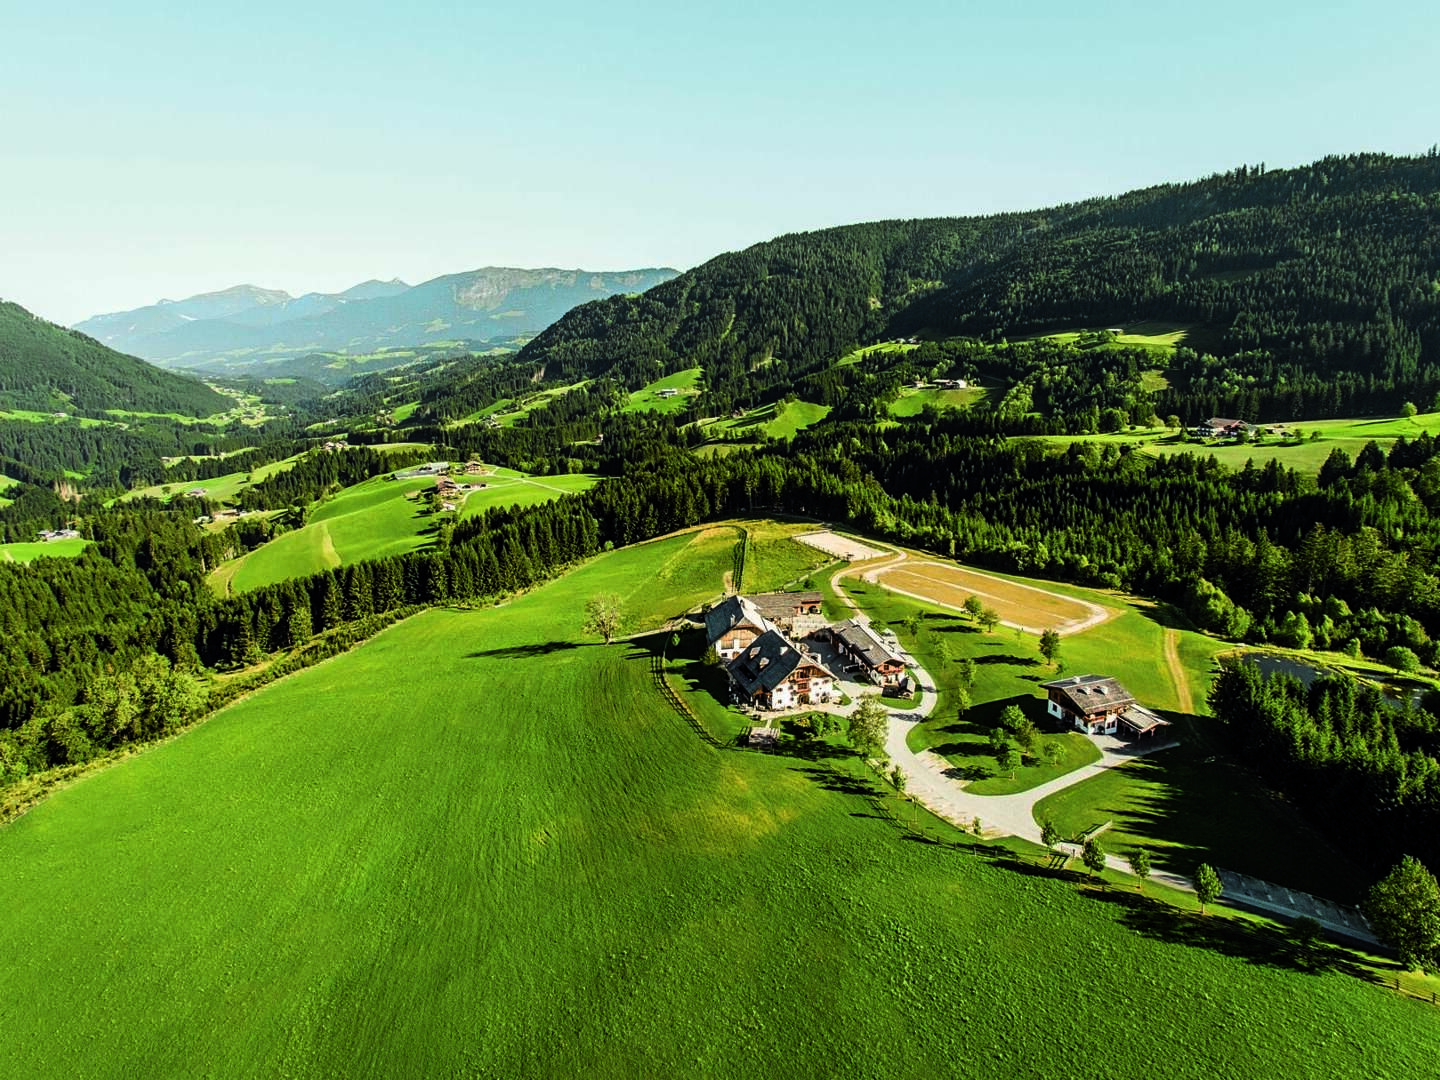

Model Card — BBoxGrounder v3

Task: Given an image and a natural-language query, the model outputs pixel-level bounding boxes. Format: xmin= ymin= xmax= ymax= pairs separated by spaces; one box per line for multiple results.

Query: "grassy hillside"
xmin=0 ymin=538 xmax=90 ymax=563
xmin=1028 ymin=410 xmax=1440 ymax=475
xmin=210 ymin=468 xmax=598 ymax=593
xmin=0 ymin=529 xmax=1431 ymax=1077
xmin=515 ymin=154 xmax=1440 ymax=424
xmin=624 ymin=367 xmax=702 ymax=414
xmin=0 ymin=300 xmax=228 ymax=417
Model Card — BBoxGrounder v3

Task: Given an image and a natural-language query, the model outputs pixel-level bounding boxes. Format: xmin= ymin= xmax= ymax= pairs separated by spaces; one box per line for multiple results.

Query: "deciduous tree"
xmin=582 ymin=593 xmax=624 ymax=644
xmin=1363 ymin=855 xmax=1440 ymax=971
xmin=847 ymin=695 xmax=890 ymax=761
xmin=1129 ymin=849 xmax=1151 ymax=892
xmin=1193 ymin=863 xmax=1223 ymax=914
xmin=1039 ymin=628 xmax=1062 ymax=667
xmin=1082 ymin=838 xmax=1107 ymax=879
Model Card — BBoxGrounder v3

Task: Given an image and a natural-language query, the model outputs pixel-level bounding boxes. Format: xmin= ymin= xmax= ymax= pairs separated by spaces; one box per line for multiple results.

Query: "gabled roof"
xmin=727 ymin=630 xmax=834 ymax=696
xmin=705 ymin=594 xmax=773 ymax=643
xmin=748 ymin=591 xmax=824 ymax=623
xmin=1041 ymin=674 xmax=1136 ymax=715
xmin=832 ymin=618 xmax=905 ymax=669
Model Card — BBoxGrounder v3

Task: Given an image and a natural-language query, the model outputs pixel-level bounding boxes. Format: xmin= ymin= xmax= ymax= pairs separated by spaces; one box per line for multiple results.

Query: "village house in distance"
xmin=705 ymin=592 xmax=908 ymax=711
xmin=1041 ymin=674 xmax=1170 ymax=738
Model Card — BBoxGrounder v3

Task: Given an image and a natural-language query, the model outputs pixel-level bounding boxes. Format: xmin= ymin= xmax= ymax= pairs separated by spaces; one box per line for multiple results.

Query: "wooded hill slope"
xmin=0 ymin=302 xmax=228 ymax=418
xmin=515 ymin=152 xmax=1440 ymax=419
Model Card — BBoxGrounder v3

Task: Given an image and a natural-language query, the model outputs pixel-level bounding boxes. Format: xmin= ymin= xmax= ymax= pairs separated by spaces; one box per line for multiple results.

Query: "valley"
xmin=4 ymin=149 xmax=1440 ymax=1076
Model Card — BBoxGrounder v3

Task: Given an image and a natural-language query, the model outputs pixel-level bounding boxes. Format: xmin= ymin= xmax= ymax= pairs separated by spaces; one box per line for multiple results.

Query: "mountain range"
xmin=74 ymin=266 xmax=680 ymax=376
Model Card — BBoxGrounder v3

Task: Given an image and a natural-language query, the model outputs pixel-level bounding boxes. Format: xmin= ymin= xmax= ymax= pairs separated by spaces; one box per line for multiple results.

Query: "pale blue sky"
xmin=2 ymin=0 xmax=1436 ymax=324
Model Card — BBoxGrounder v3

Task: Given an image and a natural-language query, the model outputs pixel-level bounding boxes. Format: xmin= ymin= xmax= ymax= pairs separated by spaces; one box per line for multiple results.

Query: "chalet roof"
xmin=1205 ymin=417 xmax=1249 ymax=429
xmin=1041 ymin=674 xmax=1136 ymax=716
xmin=748 ymin=591 xmax=824 ymax=622
xmin=705 ymin=594 xmax=773 ymax=643
xmin=1118 ymin=705 xmax=1170 ymax=735
xmin=832 ymin=618 xmax=905 ymax=670
xmin=727 ymin=630 xmax=833 ymax=696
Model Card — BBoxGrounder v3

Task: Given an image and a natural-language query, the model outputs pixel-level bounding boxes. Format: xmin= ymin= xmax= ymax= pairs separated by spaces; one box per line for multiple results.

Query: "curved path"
xmin=1163 ymin=628 xmax=1194 ymax=714
xmin=815 ymin=528 xmax=1187 ymax=886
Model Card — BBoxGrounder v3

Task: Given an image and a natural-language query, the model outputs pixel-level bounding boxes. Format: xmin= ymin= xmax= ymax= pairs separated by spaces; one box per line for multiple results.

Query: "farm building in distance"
xmin=393 ymin=462 xmax=452 ymax=479
xmin=1196 ymin=417 xmax=1254 ymax=438
xmin=1041 ymin=674 xmax=1170 ymax=738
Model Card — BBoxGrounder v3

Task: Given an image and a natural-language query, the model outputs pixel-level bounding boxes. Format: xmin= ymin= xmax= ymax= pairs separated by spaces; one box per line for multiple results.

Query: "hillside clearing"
xmin=0 ymin=527 xmax=1432 ymax=1077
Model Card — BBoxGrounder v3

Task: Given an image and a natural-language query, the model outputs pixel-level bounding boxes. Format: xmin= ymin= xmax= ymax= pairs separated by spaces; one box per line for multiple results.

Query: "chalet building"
xmin=1042 ymin=674 xmax=1171 ymax=738
xmin=726 ymin=630 xmax=836 ymax=710
xmin=748 ymin=591 xmax=827 ymax=638
xmin=828 ymin=618 xmax=907 ymax=685
xmin=1197 ymin=417 xmax=1251 ymax=438
xmin=706 ymin=595 xmax=775 ymax=660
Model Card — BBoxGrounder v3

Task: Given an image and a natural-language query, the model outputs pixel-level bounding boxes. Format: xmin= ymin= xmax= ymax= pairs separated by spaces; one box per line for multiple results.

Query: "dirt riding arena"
xmin=794 ymin=530 xmax=890 ymax=562
xmin=872 ymin=560 xmax=1111 ymax=636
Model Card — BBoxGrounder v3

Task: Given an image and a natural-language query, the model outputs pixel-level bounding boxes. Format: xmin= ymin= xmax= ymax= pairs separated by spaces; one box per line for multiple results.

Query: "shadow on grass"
xmin=993 ymin=856 xmax=1377 ymax=978
xmin=1093 ymin=887 xmax=1377 ymax=979
xmin=465 ymin=640 xmax=592 ymax=659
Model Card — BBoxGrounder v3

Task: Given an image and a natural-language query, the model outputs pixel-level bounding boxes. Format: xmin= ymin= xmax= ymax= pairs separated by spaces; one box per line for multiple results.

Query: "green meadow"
xmin=887 ymin=384 xmax=987 ymax=417
xmin=701 ymin=400 xmax=830 ymax=442
xmin=456 ymin=381 xmax=589 ymax=428
xmin=0 ymin=527 xmax=1432 ymax=1078
xmin=0 ymin=538 xmax=91 ymax=563
xmin=211 ymin=468 xmax=598 ymax=593
xmin=1028 ymin=411 xmax=1440 ymax=476
xmin=624 ymin=367 xmax=702 ymax=414
xmin=124 ymin=452 xmax=308 ymax=506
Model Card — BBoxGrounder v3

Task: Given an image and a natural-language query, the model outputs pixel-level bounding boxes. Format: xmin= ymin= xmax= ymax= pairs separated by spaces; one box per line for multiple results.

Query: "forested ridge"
xmin=505 ymin=152 xmax=1440 ymax=423
xmin=0 ymin=301 xmax=229 ymax=418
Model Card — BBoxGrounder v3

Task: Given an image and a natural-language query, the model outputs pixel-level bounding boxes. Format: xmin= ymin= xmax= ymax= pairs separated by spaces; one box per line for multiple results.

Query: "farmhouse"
xmin=1198 ymin=417 xmax=1252 ymax=438
xmin=657 ymin=388 xmax=680 ymax=399
xmin=35 ymin=528 xmax=80 ymax=542
xmin=726 ymin=630 xmax=837 ymax=710
xmin=705 ymin=595 xmax=775 ymax=660
xmin=394 ymin=461 xmax=452 ymax=479
xmin=828 ymin=618 xmax=906 ymax=685
xmin=1042 ymin=674 xmax=1171 ymax=738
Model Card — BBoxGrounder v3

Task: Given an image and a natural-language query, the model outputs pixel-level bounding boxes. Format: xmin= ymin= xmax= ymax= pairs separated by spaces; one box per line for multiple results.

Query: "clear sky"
xmin=3 ymin=0 xmax=1436 ymax=325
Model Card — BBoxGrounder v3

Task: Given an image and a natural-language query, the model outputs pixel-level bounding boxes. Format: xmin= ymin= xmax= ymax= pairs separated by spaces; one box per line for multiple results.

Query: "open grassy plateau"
xmin=0 ymin=530 xmax=1432 ymax=1078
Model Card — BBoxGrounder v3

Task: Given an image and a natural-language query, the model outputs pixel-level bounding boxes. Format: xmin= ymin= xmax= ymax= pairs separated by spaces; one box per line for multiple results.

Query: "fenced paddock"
xmin=794 ymin=530 xmax=889 ymax=562
xmin=871 ymin=561 xmax=1111 ymax=635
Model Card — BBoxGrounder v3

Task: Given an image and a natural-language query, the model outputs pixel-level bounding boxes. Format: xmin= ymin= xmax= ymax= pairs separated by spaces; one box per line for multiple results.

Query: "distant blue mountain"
xmin=74 ymin=267 xmax=679 ymax=373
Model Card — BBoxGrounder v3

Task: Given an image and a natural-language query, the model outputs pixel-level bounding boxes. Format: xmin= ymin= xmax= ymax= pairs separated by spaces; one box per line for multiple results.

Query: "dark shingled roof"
xmin=705 ymin=594 xmax=772 ymax=643
xmin=727 ymin=630 xmax=833 ymax=697
xmin=1041 ymin=674 xmax=1136 ymax=716
xmin=832 ymin=618 xmax=904 ymax=670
